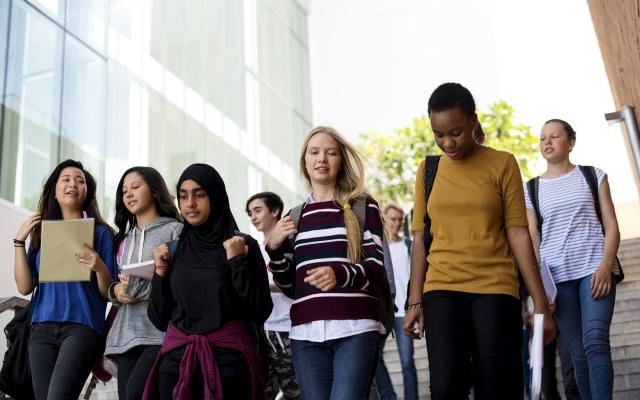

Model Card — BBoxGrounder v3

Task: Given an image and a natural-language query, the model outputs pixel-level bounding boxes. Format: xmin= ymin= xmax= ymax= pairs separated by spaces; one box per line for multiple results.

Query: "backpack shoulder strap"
xmin=168 ymin=240 xmax=179 ymax=257
xmin=422 ymin=155 xmax=441 ymax=254
xmin=404 ymin=238 xmax=412 ymax=255
xmin=287 ymin=203 xmax=305 ymax=248
xmin=289 ymin=203 xmax=305 ymax=228
xmin=578 ymin=165 xmax=603 ymax=227
xmin=578 ymin=165 xmax=624 ymax=282
xmin=424 ymin=155 xmax=441 ymax=205
xmin=351 ymin=196 xmax=367 ymax=232
xmin=526 ymin=177 xmax=543 ymax=233
xmin=167 ymin=239 xmax=179 ymax=266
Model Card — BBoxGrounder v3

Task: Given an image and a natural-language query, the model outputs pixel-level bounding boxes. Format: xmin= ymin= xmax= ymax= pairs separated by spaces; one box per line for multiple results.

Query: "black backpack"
xmin=526 ymin=165 xmax=624 ymax=284
xmin=421 ymin=155 xmax=442 ymax=263
xmin=288 ymin=196 xmax=397 ymax=336
xmin=0 ymin=302 xmax=36 ymax=400
xmin=403 ymin=155 xmax=441 ymax=312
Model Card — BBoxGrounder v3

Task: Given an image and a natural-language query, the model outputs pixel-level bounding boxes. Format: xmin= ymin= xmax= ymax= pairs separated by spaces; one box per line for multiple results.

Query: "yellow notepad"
xmin=39 ymin=218 xmax=95 ymax=282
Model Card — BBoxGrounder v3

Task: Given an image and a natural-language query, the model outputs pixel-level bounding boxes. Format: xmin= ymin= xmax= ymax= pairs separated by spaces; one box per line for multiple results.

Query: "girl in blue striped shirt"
xmin=525 ymin=119 xmax=620 ymax=400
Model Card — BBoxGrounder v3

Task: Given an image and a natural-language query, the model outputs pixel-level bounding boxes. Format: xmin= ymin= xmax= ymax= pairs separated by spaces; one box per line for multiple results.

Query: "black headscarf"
xmin=175 ymin=164 xmax=238 ymax=264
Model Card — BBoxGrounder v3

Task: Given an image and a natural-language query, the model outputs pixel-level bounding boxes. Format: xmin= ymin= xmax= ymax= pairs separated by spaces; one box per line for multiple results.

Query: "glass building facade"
xmin=0 ymin=0 xmax=311 ymax=230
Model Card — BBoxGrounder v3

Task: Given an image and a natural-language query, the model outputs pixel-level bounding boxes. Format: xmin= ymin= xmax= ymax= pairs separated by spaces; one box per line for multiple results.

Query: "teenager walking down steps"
xmin=105 ymin=166 xmax=182 ymax=400
xmin=13 ymin=160 xmax=117 ymax=400
xmin=143 ymin=163 xmax=272 ymax=399
xmin=266 ymin=126 xmax=388 ymax=400
xmin=403 ymin=83 xmax=556 ymax=400
xmin=525 ymin=119 xmax=621 ymax=400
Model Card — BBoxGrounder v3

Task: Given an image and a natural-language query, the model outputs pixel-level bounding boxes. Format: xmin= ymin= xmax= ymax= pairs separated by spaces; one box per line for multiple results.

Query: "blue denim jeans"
xmin=373 ymin=316 xmax=420 ymax=400
xmin=292 ymin=331 xmax=380 ymax=400
xmin=373 ymin=336 xmax=397 ymax=400
xmin=554 ymin=274 xmax=616 ymax=400
xmin=393 ymin=316 xmax=419 ymax=399
xmin=29 ymin=322 xmax=101 ymax=400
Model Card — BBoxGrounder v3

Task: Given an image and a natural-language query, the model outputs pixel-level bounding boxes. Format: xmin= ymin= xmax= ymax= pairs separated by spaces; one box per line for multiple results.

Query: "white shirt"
xmin=261 ymin=244 xmax=293 ymax=332
xmin=389 ymin=240 xmax=410 ymax=317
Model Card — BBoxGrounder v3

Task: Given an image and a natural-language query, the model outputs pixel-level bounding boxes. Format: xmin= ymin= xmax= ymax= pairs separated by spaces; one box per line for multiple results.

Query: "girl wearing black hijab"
xmin=143 ymin=164 xmax=272 ymax=400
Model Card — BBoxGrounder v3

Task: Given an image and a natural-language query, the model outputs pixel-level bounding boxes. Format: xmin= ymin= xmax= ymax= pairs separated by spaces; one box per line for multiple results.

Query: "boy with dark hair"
xmin=246 ymin=192 xmax=300 ymax=400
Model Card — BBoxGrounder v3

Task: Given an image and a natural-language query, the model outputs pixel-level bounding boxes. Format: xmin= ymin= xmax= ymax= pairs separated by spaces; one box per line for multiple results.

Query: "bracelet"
xmin=14 ymin=244 xmax=25 ymax=248
xmin=13 ymin=238 xmax=26 ymax=245
xmin=153 ymin=264 xmax=169 ymax=274
xmin=406 ymin=302 xmax=423 ymax=310
xmin=108 ymin=281 xmax=118 ymax=301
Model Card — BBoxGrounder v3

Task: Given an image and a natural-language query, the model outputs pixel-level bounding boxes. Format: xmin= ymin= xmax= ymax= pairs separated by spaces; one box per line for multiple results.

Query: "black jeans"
xmin=29 ymin=322 xmax=100 ymax=400
xmin=423 ymin=291 xmax=523 ymax=400
xmin=115 ymin=345 xmax=160 ymax=400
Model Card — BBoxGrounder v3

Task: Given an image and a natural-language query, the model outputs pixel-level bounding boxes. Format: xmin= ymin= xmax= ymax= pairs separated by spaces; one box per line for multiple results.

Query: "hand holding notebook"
xmin=120 ymin=260 xmax=155 ymax=280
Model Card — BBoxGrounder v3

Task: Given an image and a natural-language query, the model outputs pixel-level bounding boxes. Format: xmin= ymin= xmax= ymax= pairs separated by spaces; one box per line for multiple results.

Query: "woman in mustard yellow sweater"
xmin=403 ymin=82 xmax=556 ymax=400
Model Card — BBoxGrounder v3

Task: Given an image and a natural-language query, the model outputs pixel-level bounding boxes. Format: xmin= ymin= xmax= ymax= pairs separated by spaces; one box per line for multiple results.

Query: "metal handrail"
xmin=605 ymin=105 xmax=640 ymax=194
xmin=0 ymin=296 xmax=29 ymax=314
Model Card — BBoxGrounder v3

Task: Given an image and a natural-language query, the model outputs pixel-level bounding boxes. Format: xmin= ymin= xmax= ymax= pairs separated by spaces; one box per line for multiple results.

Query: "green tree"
xmin=358 ymin=100 xmax=538 ymax=208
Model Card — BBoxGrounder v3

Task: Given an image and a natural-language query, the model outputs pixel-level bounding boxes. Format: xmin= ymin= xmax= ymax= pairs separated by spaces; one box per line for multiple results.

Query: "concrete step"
xmin=614 ymin=371 xmax=640 ymax=392
xmin=612 ymin=343 xmax=640 ymax=361
xmin=618 ymin=246 xmax=640 ymax=257
xmin=615 ymin=297 xmax=640 ymax=311
xmin=612 ymin=389 xmax=640 ymax=400
xmin=618 ymin=247 xmax=640 ymax=264
xmin=618 ymin=260 xmax=640 ymax=272
xmin=618 ymin=246 xmax=640 ymax=259
xmin=612 ymin=309 xmax=640 ymax=323
xmin=613 ymin=357 xmax=640 ymax=375
xmin=611 ymin=330 xmax=640 ymax=347
xmin=611 ymin=319 xmax=640 ymax=335
xmin=616 ymin=289 xmax=640 ymax=301
xmin=619 ymin=238 xmax=640 ymax=251
xmin=616 ymin=281 xmax=640 ymax=294
xmin=611 ymin=240 xmax=640 ymax=397
xmin=620 ymin=270 xmax=640 ymax=283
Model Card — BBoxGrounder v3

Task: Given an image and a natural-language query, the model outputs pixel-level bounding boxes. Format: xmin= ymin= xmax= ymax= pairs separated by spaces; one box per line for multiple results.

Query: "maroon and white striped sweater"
xmin=266 ymin=197 xmax=386 ymax=327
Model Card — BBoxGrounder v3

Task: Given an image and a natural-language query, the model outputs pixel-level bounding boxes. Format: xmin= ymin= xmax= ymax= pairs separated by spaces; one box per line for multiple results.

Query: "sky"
xmin=307 ymin=0 xmax=639 ymax=204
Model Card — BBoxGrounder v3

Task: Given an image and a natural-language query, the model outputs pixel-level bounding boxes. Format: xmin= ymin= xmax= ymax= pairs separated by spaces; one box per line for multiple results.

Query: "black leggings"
xmin=423 ymin=290 xmax=523 ymax=400
xmin=115 ymin=345 xmax=160 ymax=400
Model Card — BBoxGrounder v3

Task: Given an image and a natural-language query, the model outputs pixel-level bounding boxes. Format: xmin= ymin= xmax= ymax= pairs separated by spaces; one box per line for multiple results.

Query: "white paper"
xmin=530 ymin=313 xmax=544 ymax=400
xmin=540 ymin=259 xmax=557 ymax=303
xmin=121 ymin=260 xmax=155 ymax=280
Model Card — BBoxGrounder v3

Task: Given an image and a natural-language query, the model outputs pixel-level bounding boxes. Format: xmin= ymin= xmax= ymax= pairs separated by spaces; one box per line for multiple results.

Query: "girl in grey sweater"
xmin=106 ymin=167 xmax=182 ymax=400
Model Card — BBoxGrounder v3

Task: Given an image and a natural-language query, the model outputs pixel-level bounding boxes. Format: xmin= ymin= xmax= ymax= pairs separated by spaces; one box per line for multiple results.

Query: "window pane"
xmin=0 ymin=0 xmax=9 ymax=98
xmin=65 ymin=0 xmax=107 ymax=54
xmin=30 ymin=0 xmax=66 ymax=25
xmin=59 ymin=33 xmax=106 ymax=203
xmin=0 ymin=1 xmax=63 ymax=209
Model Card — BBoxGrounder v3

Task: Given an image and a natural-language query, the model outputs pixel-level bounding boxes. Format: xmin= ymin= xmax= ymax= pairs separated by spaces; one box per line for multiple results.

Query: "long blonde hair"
xmin=300 ymin=126 xmax=366 ymax=263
